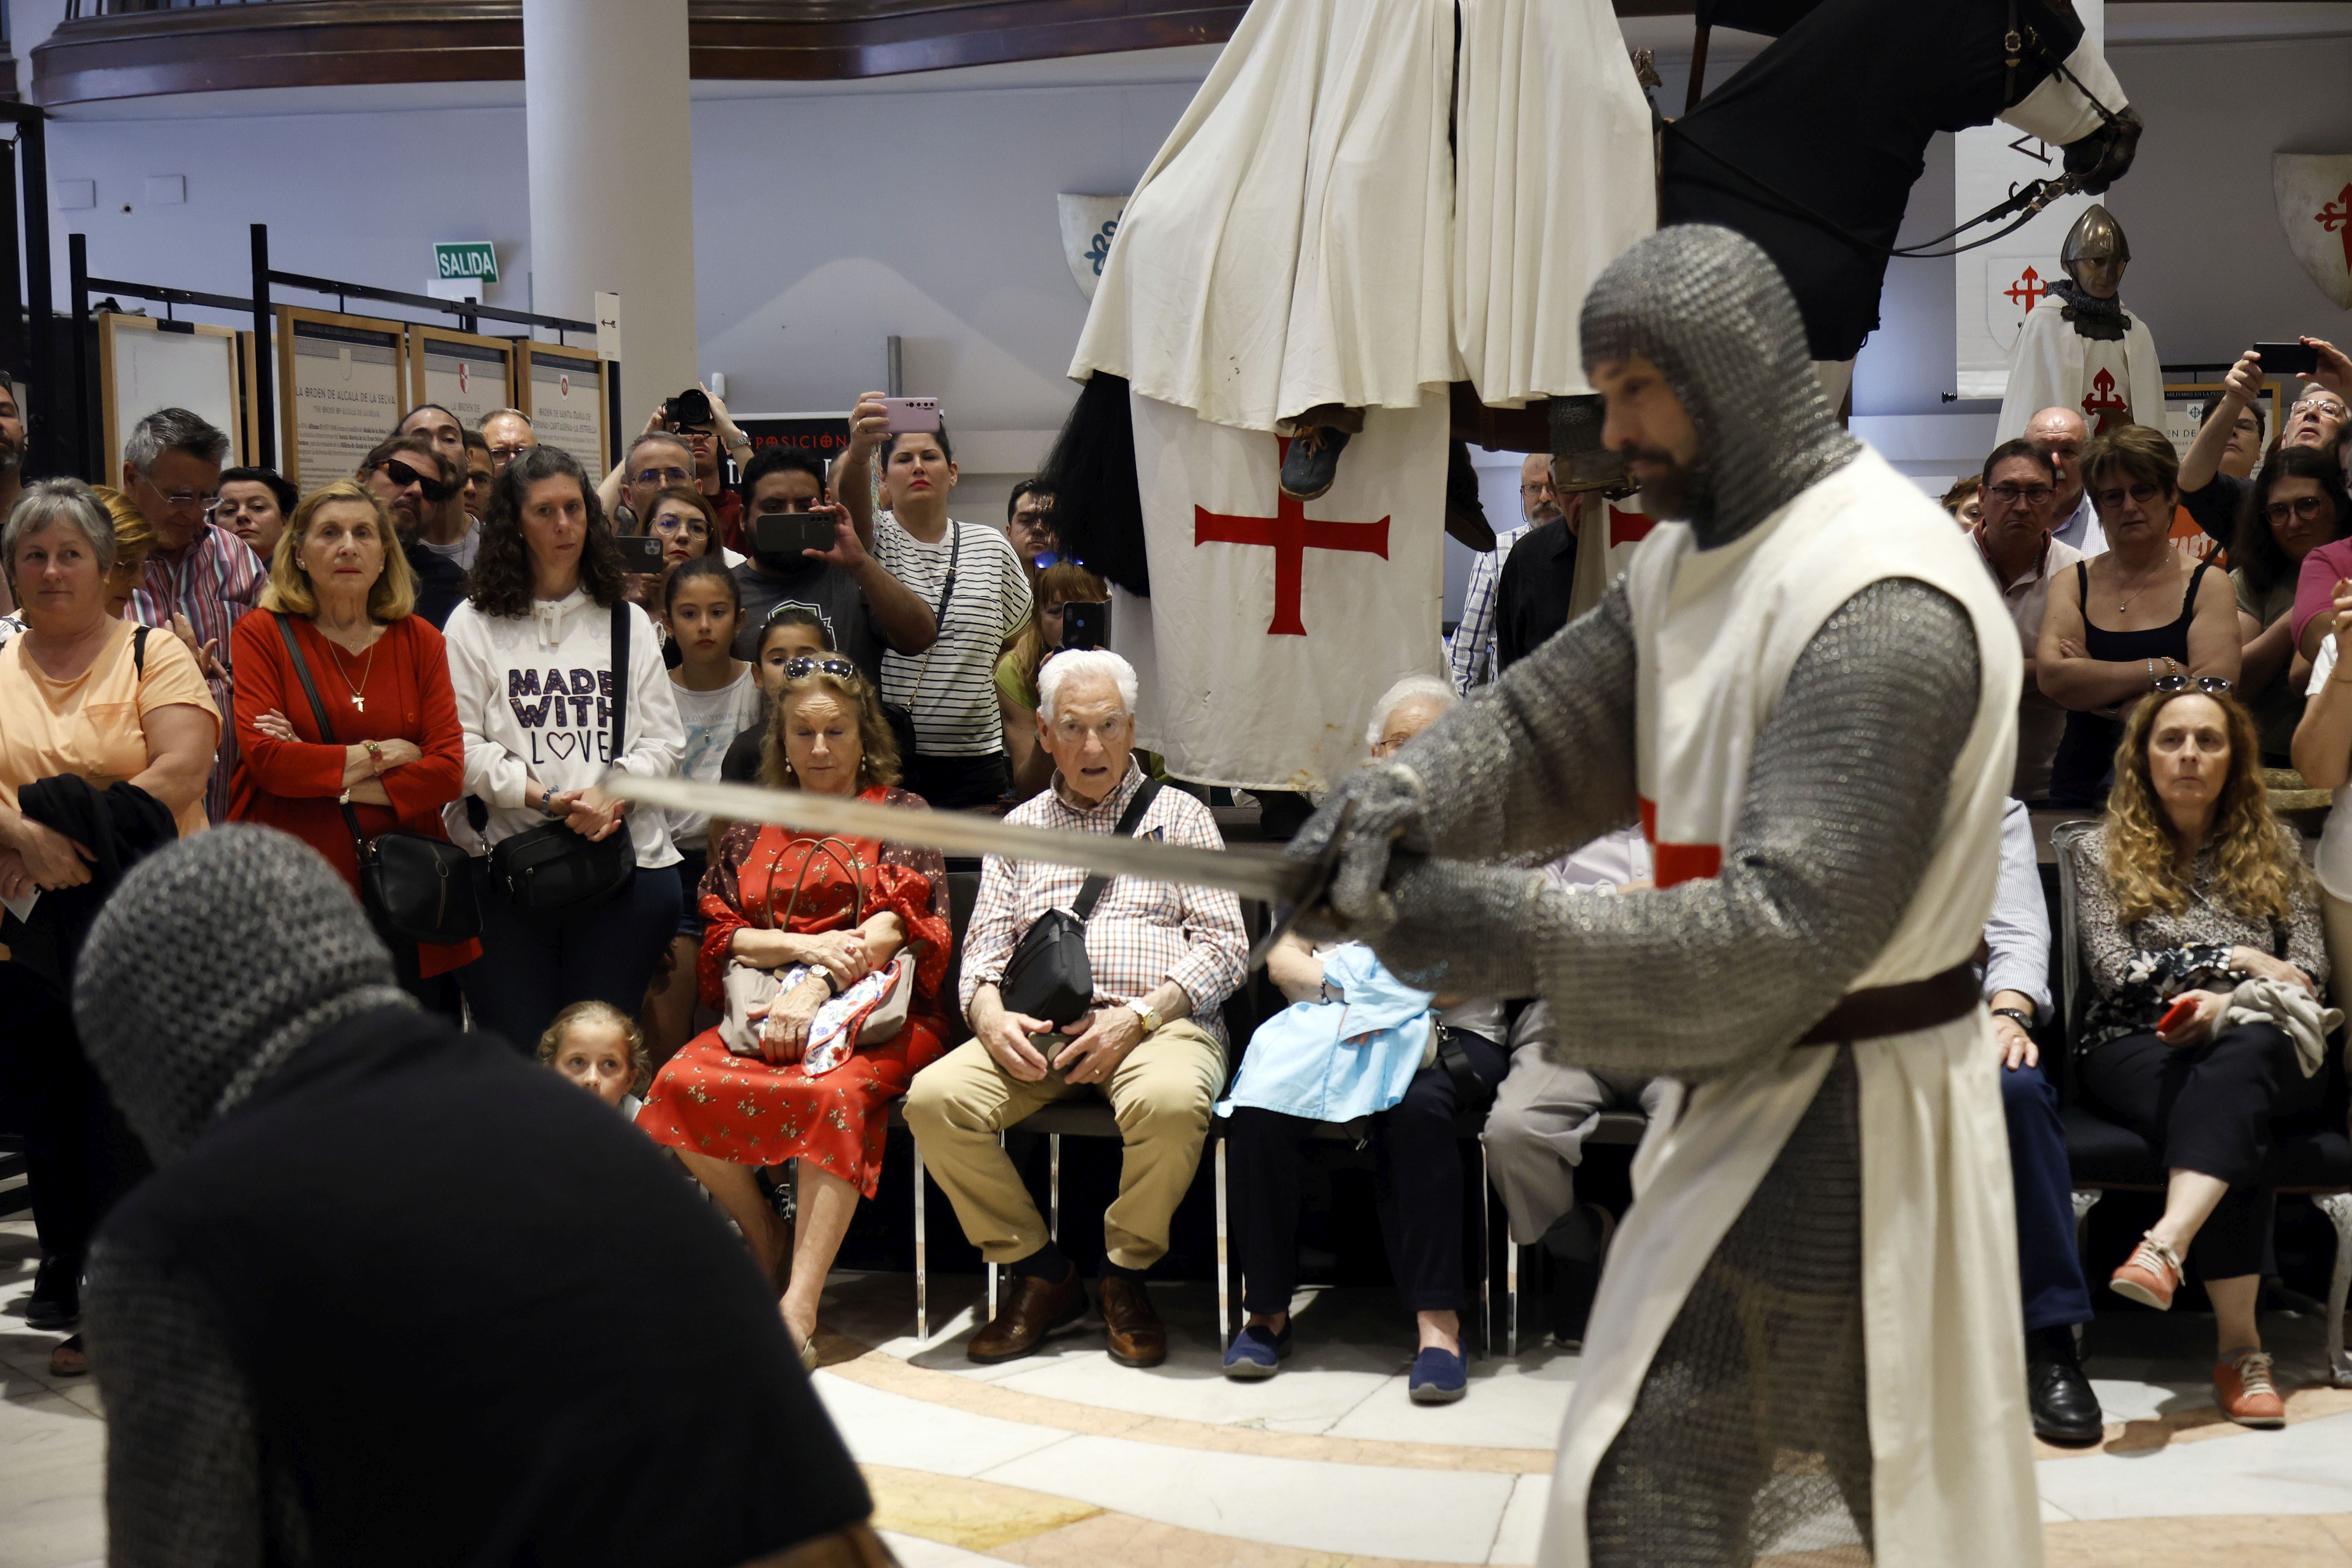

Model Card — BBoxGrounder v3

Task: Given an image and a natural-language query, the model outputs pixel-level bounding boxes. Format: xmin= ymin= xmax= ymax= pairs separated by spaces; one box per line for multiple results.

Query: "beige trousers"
xmin=2323 ymin=891 xmax=2352 ymax=1007
xmin=903 ymin=1019 xmax=1225 ymax=1270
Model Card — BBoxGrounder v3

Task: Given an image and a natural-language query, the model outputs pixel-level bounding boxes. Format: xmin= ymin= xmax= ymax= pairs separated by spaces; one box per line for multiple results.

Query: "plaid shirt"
xmin=130 ymin=522 xmax=265 ymax=823
xmin=959 ymin=762 xmax=1248 ymax=1048
xmin=1446 ymin=522 xmax=1528 ymax=693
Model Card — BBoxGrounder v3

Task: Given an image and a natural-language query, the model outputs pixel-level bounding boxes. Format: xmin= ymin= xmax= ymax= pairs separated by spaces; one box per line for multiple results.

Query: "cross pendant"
xmin=350 ymin=695 xmax=365 ymax=712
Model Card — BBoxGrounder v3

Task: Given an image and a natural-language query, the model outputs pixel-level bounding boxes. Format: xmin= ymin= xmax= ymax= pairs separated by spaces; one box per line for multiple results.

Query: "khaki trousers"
xmin=2324 ymin=891 xmax=2352 ymax=1008
xmin=903 ymin=1019 xmax=1225 ymax=1270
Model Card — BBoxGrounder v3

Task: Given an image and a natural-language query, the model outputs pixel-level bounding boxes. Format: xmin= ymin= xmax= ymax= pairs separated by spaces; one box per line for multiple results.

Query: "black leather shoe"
xmin=24 ymin=1255 xmax=79 ymax=1332
xmin=2026 ymin=1325 xmax=2104 ymax=1446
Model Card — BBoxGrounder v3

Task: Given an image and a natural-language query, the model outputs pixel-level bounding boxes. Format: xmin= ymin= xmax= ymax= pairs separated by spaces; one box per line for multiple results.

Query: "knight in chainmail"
xmin=75 ymin=826 xmax=887 ymax=1568
xmin=1293 ymin=226 xmax=2039 ymax=1567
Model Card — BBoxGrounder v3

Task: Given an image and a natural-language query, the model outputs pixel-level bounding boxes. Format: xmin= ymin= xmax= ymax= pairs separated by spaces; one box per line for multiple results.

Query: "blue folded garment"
xmin=1217 ymin=944 xmax=1435 ymax=1123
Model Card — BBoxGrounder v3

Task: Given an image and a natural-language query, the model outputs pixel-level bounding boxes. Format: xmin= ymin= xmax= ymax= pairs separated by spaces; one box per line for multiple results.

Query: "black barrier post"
xmin=16 ymin=108 xmax=56 ymax=479
xmin=608 ymin=363 xmax=623 ymax=470
xmin=250 ymin=223 xmax=274 ymax=469
xmin=67 ymin=231 xmax=91 ymax=480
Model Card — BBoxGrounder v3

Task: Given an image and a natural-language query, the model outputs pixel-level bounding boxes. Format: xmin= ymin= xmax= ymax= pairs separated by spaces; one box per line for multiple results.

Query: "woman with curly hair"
xmin=443 ymin=445 xmax=685 ymax=1052
xmin=2230 ymin=446 xmax=2351 ymax=763
xmin=2076 ymin=684 xmax=2327 ymax=1427
xmin=634 ymin=656 xmax=954 ymax=1368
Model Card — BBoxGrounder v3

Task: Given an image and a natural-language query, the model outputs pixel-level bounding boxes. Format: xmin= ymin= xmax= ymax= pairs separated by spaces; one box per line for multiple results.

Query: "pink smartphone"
xmin=882 ymin=396 xmax=941 ymax=434
xmin=2156 ymin=995 xmax=2199 ymax=1035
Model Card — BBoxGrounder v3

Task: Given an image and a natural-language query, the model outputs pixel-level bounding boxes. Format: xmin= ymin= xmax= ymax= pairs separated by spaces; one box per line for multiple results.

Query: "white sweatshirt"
xmin=443 ymin=588 xmax=685 ymax=869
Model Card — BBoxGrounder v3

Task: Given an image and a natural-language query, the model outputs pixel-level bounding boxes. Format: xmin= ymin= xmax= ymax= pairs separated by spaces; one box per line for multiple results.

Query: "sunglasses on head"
xmin=381 ymin=459 xmax=454 ymax=503
xmin=781 ymin=655 xmax=857 ymax=681
xmin=2152 ymin=675 xmax=2234 ymax=695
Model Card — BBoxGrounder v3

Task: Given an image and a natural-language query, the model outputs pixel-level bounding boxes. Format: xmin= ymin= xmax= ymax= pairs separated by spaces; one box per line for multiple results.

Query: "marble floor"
xmin=12 ymin=1218 xmax=2352 ymax=1566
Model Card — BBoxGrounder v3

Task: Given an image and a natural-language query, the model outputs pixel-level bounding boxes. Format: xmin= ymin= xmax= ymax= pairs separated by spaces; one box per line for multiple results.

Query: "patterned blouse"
xmin=2074 ymin=822 xmax=2327 ymax=1051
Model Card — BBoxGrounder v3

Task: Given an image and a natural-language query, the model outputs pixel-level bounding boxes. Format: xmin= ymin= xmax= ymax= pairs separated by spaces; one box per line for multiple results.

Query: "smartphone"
xmin=667 ymin=387 xmax=715 ymax=428
xmin=753 ymin=512 xmax=837 ymax=559
xmin=882 ymin=396 xmax=942 ymax=434
xmin=2252 ymin=341 xmax=2319 ymax=376
xmin=1062 ymin=599 xmax=1109 ymax=651
xmin=2156 ymin=995 xmax=2200 ymax=1036
xmin=615 ymin=534 xmax=666 ymax=573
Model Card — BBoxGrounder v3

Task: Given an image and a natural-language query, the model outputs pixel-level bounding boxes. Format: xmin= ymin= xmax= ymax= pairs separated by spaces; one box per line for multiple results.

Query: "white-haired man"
xmin=905 ymin=649 xmax=1248 ymax=1369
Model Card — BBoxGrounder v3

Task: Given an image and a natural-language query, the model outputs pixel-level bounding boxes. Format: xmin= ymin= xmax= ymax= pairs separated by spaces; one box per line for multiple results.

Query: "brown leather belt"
xmin=1797 ymin=959 xmax=1980 ymax=1045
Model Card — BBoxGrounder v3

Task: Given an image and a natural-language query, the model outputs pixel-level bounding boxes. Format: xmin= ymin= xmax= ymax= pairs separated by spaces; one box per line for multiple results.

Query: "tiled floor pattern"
xmin=13 ymin=1226 xmax=2352 ymax=1566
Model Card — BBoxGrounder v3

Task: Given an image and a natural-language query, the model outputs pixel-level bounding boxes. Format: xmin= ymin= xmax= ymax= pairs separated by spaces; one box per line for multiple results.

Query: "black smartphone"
xmin=2252 ymin=341 xmax=2319 ymax=376
xmin=615 ymin=534 xmax=665 ymax=572
xmin=1062 ymin=599 xmax=1108 ymax=651
xmin=668 ymin=387 xmax=715 ymax=428
xmin=753 ymin=512 xmax=836 ymax=559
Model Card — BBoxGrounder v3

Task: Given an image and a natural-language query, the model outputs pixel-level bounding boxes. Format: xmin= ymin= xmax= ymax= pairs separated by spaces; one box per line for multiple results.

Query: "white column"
xmin=522 ymin=0 xmax=698 ymax=425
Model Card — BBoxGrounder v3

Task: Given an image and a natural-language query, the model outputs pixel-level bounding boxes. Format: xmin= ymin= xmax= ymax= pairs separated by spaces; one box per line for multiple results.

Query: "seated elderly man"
xmin=905 ymin=648 xmax=1247 ymax=1368
xmin=1985 ymin=796 xmax=2103 ymax=1445
xmin=1223 ymin=677 xmax=1510 ymax=1403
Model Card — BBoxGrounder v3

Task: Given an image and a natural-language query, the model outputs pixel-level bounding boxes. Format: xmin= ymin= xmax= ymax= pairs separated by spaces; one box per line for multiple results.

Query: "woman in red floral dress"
xmin=637 ymin=657 xmax=954 ymax=1363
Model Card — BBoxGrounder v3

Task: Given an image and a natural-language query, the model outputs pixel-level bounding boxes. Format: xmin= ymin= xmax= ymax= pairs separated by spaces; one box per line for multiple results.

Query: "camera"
xmin=2252 ymin=341 xmax=2319 ymax=377
xmin=882 ymin=396 xmax=941 ymax=434
xmin=1062 ymin=599 xmax=1109 ymax=651
xmin=753 ymin=512 xmax=837 ymax=561
xmin=667 ymin=387 xmax=715 ymax=429
xmin=615 ymin=535 xmax=666 ymax=573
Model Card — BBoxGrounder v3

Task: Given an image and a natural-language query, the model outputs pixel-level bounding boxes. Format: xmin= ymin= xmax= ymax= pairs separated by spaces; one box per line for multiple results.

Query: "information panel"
xmin=278 ymin=308 xmax=406 ymax=487
xmin=523 ymin=344 xmax=605 ymax=473
xmin=99 ymin=314 xmax=244 ymax=489
xmin=410 ymin=327 xmax=515 ymax=433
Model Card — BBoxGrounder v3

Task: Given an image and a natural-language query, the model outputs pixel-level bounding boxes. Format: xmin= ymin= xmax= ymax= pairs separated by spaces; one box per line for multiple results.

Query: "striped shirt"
xmin=873 ymin=514 xmax=1031 ymax=758
xmin=958 ymin=763 xmax=1248 ymax=1049
xmin=129 ymin=522 xmax=265 ymax=824
xmin=1446 ymin=522 xmax=1528 ymax=693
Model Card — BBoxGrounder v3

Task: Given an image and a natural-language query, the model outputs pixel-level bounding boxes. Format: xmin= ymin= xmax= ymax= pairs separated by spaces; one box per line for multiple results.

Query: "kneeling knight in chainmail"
xmin=1294 ymin=225 xmax=2040 ymax=1567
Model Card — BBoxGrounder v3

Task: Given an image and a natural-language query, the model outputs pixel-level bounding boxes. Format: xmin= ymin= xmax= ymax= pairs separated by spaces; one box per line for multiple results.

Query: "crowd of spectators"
xmin=11 ymin=346 xmax=2352 ymax=1447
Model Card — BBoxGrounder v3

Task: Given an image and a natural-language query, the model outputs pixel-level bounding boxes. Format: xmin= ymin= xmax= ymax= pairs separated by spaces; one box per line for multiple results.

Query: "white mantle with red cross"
xmin=1116 ymin=389 xmax=1448 ymax=794
xmin=1993 ymin=289 xmax=2165 ymax=445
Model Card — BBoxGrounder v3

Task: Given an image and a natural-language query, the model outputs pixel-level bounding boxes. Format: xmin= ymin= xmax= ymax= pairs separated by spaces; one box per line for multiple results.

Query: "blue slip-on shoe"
xmin=1222 ymin=1321 xmax=1293 ymax=1380
xmin=1408 ymin=1345 xmax=1468 ymax=1405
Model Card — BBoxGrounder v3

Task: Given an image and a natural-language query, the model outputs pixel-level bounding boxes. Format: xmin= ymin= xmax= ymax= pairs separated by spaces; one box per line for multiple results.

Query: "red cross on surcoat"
xmin=2004 ymin=265 xmax=2048 ymax=313
xmin=2317 ymin=183 xmax=2352 ymax=271
xmin=1192 ymin=439 xmax=1389 ymax=637
xmin=2082 ymin=367 xmax=2129 ymax=435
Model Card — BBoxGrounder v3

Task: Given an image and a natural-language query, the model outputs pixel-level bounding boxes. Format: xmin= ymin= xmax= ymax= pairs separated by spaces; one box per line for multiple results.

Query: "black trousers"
xmin=0 ymin=961 xmax=152 ymax=1269
xmin=904 ymin=751 xmax=1011 ymax=812
xmin=458 ymin=866 xmax=682 ymax=1056
xmin=2079 ymin=1022 xmax=2325 ymax=1279
xmin=1227 ymin=1028 xmax=1508 ymax=1318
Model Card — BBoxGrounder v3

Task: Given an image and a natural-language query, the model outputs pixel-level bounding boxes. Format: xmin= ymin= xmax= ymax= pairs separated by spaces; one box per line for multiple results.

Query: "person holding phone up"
xmin=836 ymin=393 xmax=1033 ymax=810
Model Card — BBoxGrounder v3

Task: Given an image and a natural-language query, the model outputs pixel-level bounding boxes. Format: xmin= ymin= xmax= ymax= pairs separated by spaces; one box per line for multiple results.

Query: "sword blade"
xmin=602 ymin=773 xmax=1316 ymax=907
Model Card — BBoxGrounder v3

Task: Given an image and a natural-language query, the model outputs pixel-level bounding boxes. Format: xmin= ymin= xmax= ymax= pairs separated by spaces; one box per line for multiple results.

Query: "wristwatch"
xmin=539 ymin=785 xmax=561 ymax=815
xmin=1132 ymin=1002 xmax=1163 ymax=1035
xmin=1991 ymin=1007 xmax=2034 ymax=1030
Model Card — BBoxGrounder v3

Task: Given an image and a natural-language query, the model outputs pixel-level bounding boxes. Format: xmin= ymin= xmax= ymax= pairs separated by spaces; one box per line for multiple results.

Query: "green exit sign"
xmin=433 ymin=241 xmax=499 ymax=284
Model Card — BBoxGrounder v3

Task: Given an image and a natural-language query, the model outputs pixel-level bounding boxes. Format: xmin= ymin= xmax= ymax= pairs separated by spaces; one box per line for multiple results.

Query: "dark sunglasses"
xmin=780 ymin=655 xmax=857 ymax=681
xmin=2152 ymin=675 xmax=2234 ymax=695
xmin=380 ymin=459 xmax=454 ymax=503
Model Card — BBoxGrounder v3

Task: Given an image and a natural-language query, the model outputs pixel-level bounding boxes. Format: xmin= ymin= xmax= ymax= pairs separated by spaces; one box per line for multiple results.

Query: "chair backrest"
xmin=940 ymin=869 xmax=984 ymax=1016
xmin=2049 ymin=818 xmax=2100 ymax=1075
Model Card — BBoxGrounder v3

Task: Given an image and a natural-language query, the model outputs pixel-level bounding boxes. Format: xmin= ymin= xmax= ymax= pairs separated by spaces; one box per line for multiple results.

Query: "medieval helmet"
xmin=2060 ymin=204 xmax=2131 ymax=284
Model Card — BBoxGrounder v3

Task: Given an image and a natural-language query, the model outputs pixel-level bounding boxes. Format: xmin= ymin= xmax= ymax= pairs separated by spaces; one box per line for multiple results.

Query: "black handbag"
xmin=488 ymin=603 xmax=639 ymax=914
xmin=998 ymin=779 xmax=1160 ymax=1028
xmin=272 ymin=614 xmax=483 ymax=946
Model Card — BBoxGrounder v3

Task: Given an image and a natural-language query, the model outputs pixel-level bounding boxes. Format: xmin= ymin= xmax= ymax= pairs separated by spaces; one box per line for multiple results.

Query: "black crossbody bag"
xmin=487 ymin=602 xmax=639 ymax=914
xmin=998 ymin=779 xmax=1161 ymax=1027
xmin=272 ymin=614 xmax=482 ymax=946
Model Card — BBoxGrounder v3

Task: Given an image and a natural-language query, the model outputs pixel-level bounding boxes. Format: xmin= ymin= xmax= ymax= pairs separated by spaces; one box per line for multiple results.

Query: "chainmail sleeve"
xmin=1399 ymin=579 xmax=1643 ymax=867
xmin=1369 ymin=578 xmax=1981 ymax=1079
xmin=83 ymin=1237 xmax=267 ymax=1568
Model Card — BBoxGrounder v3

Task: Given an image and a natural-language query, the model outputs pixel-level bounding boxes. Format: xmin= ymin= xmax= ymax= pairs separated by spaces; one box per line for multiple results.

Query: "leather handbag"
xmin=272 ymin=615 xmax=482 ymax=946
xmin=720 ymin=836 xmax=913 ymax=1056
xmin=489 ymin=603 xmax=639 ymax=914
xmin=998 ymin=779 xmax=1160 ymax=1028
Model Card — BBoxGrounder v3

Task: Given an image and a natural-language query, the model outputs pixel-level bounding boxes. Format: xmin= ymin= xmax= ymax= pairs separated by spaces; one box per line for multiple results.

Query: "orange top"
xmin=0 ymin=617 xmax=219 ymax=839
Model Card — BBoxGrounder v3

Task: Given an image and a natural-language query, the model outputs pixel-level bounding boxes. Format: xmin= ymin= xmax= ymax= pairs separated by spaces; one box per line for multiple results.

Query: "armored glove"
xmin=1286 ymin=760 xmax=1430 ymax=943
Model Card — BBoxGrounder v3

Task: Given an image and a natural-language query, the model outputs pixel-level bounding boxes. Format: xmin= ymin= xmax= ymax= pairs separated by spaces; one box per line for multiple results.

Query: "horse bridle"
xmin=1662 ymin=0 xmax=2134 ymax=262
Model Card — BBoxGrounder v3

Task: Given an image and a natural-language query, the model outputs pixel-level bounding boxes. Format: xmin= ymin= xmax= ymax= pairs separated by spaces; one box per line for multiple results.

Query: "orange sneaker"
xmin=2214 ymin=1348 xmax=2286 ymax=1428
xmin=2108 ymin=1232 xmax=2183 ymax=1310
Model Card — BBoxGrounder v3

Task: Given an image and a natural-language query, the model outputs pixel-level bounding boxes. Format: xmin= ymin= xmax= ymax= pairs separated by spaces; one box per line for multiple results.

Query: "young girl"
xmin=722 ymin=606 xmax=835 ymax=783
xmin=644 ymin=557 xmax=764 ymax=1065
xmin=539 ymin=1000 xmax=650 ymax=1118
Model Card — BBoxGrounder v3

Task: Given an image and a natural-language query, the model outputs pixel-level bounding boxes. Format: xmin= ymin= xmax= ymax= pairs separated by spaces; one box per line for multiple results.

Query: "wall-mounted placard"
xmin=99 ymin=313 xmax=245 ymax=488
xmin=521 ymin=342 xmax=606 ymax=475
xmin=410 ymin=325 xmax=516 ymax=435
xmin=277 ymin=307 xmax=406 ymax=487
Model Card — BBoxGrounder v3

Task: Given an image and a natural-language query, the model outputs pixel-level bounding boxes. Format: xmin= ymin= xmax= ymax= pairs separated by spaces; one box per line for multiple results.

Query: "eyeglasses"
xmin=136 ymin=474 xmax=214 ymax=511
xmin=378 ymin=460 xmax=454 ymax=503
xmin=1985 ymin=482 xmax=2055 ymax=505
xmin=648 ymin=512 xmax=708 ymax=537
xmin=1519 ymin=481 xmax=1556 ymax=497
xmin=781 ymin=656 xmax=857 ymax=682
xmin=2152 ymin=675 xmax=2234 ymax=695
xmin=2292 ymin=399 xmax=2348 ymax=421
xmin=633 ymin=465 xmax=692 ymax=488
xmin=2266 ymin=495 xmax=2334 ymax=524
xmin=488 ymin=443 xmax=532 ymax=461
xmin=2093 ymin=482 xmax=2167 ymax=510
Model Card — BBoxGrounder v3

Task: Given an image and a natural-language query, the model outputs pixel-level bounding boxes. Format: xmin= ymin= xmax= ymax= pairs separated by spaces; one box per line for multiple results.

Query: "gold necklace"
xmin=2111 ymin=555 xmax=2176 ymax=615
xmin=322 ymin=623 xmax=381 ymax=712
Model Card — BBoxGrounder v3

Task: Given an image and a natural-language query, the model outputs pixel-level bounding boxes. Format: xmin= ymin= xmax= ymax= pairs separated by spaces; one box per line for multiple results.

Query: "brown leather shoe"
xmin=1098 ymin=1274 xmax=1167 ymax=1368
xmin=967 ymin=1264 xmax=1086 ymax=1364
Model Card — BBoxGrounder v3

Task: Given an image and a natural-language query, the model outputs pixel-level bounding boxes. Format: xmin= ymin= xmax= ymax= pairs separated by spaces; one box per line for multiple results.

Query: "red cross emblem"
xmin=2082 ymin=367 xmax=2129 ymax=434
xmin=2003 ymin=265 xmax=2048 ymax=313
xmin=2317 ymin=182 xmax=2352 ymax=271
xmin=558 ymin=374 xmax=570 ymax=398
xmin=1192 ymin=439 xmax=1389 ymax=637
xmin=457 ymin=361 xmax=470 ymax=395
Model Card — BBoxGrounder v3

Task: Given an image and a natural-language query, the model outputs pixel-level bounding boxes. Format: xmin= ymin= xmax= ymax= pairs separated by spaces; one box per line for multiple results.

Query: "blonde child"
xmin=538 ymin=1001 xmax=651 ymax=1119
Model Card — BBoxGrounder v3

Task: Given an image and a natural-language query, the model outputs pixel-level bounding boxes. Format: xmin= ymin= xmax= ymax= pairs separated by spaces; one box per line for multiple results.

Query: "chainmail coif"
xmin=1579 ymin=224 xmax=1862 ymax=547
xmin=73 ymin=824 xmax=412 ymax=1164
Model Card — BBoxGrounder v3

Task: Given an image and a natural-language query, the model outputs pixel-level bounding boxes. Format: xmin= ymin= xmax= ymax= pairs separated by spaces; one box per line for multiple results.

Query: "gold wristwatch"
xmin=1134 ymin=1002 xmax=1163 ymax=1035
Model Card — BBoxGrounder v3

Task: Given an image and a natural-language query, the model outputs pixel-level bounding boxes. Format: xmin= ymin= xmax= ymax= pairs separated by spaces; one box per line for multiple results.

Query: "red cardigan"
xmin=227 ymin=608 xmax=478 ymax=977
